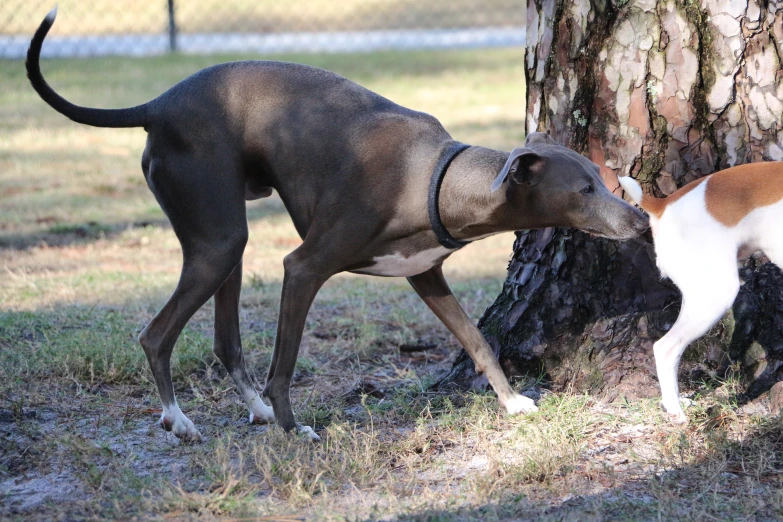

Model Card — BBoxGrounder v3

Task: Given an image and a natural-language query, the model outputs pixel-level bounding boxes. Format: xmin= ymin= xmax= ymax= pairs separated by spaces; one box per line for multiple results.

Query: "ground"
xmin=1 ymin=49 xmax=782 ymax=521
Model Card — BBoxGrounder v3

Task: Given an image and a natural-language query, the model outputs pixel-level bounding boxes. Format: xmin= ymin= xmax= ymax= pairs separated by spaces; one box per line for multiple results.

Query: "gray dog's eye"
xmin=581 ymin=185 xmax=594 ymax=195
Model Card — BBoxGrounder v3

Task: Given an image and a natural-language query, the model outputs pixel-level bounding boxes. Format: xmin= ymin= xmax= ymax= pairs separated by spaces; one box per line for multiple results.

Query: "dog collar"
xmin=428 ymin=141 xmax=472 ymax=249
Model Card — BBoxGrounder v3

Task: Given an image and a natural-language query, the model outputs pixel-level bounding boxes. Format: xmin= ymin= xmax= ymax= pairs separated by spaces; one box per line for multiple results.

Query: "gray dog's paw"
xmin=248 ymin=396 xmax=276 ymax=425
xmin=159 ymin=411 xmax=202 ymax=442
xmin=296 ymin=424 xmax=321 ymax=442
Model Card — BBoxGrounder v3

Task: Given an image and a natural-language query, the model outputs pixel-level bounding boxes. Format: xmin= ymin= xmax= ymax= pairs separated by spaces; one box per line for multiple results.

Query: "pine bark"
xmin=445 ymin=0 xmax=783 ymax=402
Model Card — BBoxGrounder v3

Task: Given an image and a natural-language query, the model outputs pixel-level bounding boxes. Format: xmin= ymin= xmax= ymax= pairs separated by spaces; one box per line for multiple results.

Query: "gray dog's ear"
xmin=524 ymin=132 xmax=556 ymax=146
xmin=490 ymin=148 xmax=545 ymax=192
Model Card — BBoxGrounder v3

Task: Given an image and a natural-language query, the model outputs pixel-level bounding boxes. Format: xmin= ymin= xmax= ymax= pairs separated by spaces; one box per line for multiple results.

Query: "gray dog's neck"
xmin=438 ymin=146 xmax=511 ymax=242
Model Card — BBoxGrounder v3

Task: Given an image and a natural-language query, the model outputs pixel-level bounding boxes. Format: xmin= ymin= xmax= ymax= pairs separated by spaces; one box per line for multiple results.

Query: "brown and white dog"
xmin=619 ymin=162 xmax=783 ymax=423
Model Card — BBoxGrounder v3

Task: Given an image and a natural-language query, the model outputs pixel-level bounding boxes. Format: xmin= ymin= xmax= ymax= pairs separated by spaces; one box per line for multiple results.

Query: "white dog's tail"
xmin=618 ymin=176 xmax=666 ymax=217
xmin=617 ymin=176 xmax=644 ymax=205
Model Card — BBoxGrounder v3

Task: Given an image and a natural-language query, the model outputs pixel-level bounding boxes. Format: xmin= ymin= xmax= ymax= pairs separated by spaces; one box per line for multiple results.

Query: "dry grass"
xmin=1 ymin=49 xmax=782 ymax=521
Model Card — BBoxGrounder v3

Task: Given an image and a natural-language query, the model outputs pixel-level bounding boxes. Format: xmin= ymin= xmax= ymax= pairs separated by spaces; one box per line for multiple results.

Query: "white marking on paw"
xmin=160 ymin=403 xmax=202 ymax=441
xmin=247 ymin=395 xmax=276 ymax=425
xmin=504 ymin=394 xmax=538 ymax=415
xmin=297 ymin=425 xmax=321 ymax=442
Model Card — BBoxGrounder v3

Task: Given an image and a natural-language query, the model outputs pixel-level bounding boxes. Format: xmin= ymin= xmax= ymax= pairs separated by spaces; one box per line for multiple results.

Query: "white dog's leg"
xmin=655 ymin=267 xmax=739 ymax=424
xmin=503 ymin=394 xmax=538 ymax=415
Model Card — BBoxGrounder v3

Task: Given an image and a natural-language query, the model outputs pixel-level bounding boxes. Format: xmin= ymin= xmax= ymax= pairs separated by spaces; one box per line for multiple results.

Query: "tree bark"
xmin=444 ymin=0 xmax=783 ymax=402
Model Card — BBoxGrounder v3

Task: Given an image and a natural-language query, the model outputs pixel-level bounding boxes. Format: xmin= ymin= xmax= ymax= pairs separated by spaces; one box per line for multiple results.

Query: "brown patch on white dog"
xmin=704 ymin=162 xmax=783 ymax=227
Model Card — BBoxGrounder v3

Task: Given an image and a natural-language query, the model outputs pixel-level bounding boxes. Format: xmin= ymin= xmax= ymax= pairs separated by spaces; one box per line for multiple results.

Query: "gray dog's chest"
xmin=351 ymin=245 xmax=454 ymax=277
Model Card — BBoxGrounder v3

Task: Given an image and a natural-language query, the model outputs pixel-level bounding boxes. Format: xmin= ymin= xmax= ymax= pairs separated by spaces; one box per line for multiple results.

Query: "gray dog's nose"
xmin=632 ymin=211 xmax=650 ymax=233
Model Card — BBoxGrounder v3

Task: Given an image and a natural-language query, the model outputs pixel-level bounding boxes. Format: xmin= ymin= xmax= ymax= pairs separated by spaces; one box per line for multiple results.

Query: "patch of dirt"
xmin=1 ymin=470 xmax=84 ymax=514
xmin=0 ymin=340 xmax=459 ymax=518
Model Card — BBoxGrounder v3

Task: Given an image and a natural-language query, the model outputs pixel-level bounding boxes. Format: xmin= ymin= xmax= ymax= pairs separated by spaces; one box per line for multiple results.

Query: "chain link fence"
xmin=1 ymin=0 xmax=525 ymax=58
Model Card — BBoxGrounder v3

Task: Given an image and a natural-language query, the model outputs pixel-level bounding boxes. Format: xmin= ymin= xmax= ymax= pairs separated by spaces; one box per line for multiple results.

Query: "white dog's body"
xmin=619 ymin=162 xmax=783 ymax=423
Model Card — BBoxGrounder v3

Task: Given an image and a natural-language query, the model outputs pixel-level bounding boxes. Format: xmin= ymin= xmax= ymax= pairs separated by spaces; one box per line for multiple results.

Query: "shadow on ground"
xmin=0 ymin=195 xmax=290 ymax=251
xmin=374 ymin=414 xmax=783 ymax=521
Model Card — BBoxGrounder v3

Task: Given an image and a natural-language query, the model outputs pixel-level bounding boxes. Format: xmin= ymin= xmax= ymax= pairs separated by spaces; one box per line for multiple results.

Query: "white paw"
xmin=159 ymin=405 xmax=202 ymax=441
xmin=247 ymin=396 xmax=276 ymax=425
xmin=661 ymin=402 xmax=689 ymax=425
xmin=661 ymin=397 xmax=692 ymax=425
xmin=666 ymin=410 xmax=689 ymax=425
xmin=504 ymin=394 xmax=538 ymax=415
xmin=297 ymin=424 xmax=321 ymax=442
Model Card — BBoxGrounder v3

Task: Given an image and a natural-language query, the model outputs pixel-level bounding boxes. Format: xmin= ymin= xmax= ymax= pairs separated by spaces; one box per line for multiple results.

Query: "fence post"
xmin=167 ymin=0 xmax=177 ymax=53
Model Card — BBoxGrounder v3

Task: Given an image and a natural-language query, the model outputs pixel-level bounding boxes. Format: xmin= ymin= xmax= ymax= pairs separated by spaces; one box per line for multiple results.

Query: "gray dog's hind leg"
xmin=138 ymin=145 xmax=248 ymax=441
xmin=407 ymin=265 xmax=538 ymax=415
xmin=139 ymin=249 xmax=245 ymax=441
xmin=212 ymin=260 xmax=276 ymax=425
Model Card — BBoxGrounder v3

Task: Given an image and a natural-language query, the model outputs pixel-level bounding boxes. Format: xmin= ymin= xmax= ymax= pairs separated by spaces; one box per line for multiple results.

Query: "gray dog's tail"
xmin=26 ymin=7 xmax=149 ymax=128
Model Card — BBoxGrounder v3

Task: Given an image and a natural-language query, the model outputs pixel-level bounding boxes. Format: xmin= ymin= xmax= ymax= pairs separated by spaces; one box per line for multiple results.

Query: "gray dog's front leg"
xmin=407 ymin=266 xmax=537 ymax=415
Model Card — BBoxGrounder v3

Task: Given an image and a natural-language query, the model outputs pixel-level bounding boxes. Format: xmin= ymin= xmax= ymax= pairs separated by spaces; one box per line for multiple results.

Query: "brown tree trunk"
xmin=444 ymin=0 xmax=783 ymax=402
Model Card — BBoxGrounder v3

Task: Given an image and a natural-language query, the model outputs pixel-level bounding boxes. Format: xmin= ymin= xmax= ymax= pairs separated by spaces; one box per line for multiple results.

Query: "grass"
xmin=1 ymin=48 xmax=782 ymax=521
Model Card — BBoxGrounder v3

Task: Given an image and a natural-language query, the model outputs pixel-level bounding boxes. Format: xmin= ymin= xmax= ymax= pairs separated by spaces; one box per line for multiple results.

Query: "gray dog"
xmin=27 ymin=8 xmax=648 ymax=441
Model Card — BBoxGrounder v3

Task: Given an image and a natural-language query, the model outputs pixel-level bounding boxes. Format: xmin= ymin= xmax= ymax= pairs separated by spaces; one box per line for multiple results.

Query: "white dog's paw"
xmin=159 ymin=407 xmax=202 ymax=442
xmin=503 ymin=394 xmax=538 ymax=415
xmin=666 ymin=410 xmax=689 ymax=425
xmin=661 ymin=400 xmax=689 ymax=425
xmin=296 ymin=424 xmax=321 ymax=442
xmin=248 ymin=396 xmax=276 ymax=425
xmin=660 ymin=396 xmax=692 ymax=425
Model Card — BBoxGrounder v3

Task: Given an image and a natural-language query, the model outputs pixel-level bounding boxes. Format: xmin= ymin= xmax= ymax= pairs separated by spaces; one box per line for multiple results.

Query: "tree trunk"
xmin=445 ymin=0 xmax=783 ymax=402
